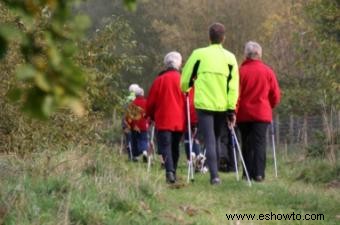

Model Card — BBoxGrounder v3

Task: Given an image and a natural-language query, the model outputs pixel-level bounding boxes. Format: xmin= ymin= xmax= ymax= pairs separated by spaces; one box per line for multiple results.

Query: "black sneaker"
xmin=166 ymin=172 xmax=176 ymax=184
xmin=210 ymin=177 xmax=221 ymax=185
xmin=142 ymin=155 xmax=148 ymax=163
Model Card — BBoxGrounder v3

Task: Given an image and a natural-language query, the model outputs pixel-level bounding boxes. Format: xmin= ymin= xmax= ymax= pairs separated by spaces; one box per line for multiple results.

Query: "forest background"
xmin=1 ymin=0 xmax=338 ymax=161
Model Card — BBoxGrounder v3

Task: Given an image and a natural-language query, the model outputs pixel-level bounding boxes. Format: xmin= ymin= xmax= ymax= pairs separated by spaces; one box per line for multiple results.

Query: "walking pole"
xmin=271 ymin=122 xmax=278 ymax=178
xmin=186 ymin=94 xmax=194 ymax=183
xmin=230 ymin=130 xmax=239 ymax=181
xmin=147 ymin=124 xmax=155 ymax=173
xmin=128 ymin=139 xmax=133 ymax=161
xmin=230 ymin=127 xmax=252 ymax=187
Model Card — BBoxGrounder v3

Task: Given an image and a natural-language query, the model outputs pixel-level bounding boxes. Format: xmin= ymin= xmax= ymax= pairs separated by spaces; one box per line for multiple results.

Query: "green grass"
xmin=0 ymin=146 xmax=339 ymax=225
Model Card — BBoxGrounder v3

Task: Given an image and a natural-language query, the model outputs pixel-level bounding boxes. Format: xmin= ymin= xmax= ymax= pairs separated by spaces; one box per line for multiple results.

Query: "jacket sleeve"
xmin=181 ymin=50 xmax=198 ymax=93
xmin=268 ymin=70 xmax=281 ymax=108
xmin=146 ymin=79 xmax=159 ymax=120
xmin=226 ymin=56 xmax=239 ymax=111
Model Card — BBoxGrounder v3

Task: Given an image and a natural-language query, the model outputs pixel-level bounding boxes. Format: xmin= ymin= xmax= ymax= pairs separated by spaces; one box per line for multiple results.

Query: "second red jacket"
xmin=146 ymin=69 xmax=185 ymax=131
xmin=126 ymin=96 xmax=149 ymax=131
xmin=236 ymin=59 xmax=281 ymax=123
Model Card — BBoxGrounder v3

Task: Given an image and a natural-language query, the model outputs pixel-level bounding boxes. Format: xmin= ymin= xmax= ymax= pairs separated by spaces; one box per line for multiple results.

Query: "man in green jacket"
xmin=181 ymin=22 xmax=239 ymax=185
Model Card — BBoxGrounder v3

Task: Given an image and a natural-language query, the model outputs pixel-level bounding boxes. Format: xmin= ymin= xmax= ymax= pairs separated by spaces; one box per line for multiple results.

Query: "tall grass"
xmin=0 ymin=145 xmax=339 ymax=225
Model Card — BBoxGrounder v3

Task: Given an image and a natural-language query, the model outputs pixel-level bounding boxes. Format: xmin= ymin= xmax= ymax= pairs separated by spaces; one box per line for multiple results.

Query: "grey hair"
xmin=244 ymin=41 xmax=262 ymax=59
xmin=164 ymin=51 xmax=182 ymax=70
xmin=135 ymin=87 xmax=144 ymax=96
xmin=128 ymin=83 xmax=140 ymax=93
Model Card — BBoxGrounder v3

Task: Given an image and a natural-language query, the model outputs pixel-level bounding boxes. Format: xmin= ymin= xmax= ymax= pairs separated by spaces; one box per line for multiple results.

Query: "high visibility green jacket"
xmin=180 ymin=44 xmax=239 ymax=112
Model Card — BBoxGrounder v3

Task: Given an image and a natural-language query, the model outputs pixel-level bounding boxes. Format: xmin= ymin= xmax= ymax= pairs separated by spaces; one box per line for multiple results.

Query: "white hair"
xmin=244 ymin=41 xmax=262 ymax=59
xmin=128 ymin=83 xmax=140 ymax=93
xmin=135 ymin=87 xmax=144 ymax=96
xmin=163 ymin=51 xmax=182 ymax=70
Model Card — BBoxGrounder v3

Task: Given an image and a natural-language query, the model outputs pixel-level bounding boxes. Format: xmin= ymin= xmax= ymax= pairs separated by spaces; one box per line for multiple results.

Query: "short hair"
xmin=128 ymin=83 xmax=140 ymax=93
xmin=135 ymin=87 xmax=144 ymax=96
xmin=244 ymin=41 xmax=262 ymax=59
xmin=209 ymin=22 xmax=225 ymax=44
xmin=164 ymin=51 xmax=182 ymax=70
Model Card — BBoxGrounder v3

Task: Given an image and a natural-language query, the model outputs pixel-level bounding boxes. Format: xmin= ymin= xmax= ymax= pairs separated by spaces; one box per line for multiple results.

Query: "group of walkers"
xmin=123 ymin=22 xmax=281 ymax=185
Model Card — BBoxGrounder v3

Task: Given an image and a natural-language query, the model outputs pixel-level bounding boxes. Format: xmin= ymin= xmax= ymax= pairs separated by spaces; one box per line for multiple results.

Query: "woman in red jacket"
xmin=146 ymin=51 xmax=185 ymax=183
xmin=236 ymin=41 xmax=281 ymax=182
xmin=125 ymin=87 xmax=149 ymax=161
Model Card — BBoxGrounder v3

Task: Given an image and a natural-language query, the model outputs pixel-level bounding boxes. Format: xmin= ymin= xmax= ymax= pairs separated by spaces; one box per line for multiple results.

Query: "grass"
xmin=0 ymin=145 xmax=339 ymax=225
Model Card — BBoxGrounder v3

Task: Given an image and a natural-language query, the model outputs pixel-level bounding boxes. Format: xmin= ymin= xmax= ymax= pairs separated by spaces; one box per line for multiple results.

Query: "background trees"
xmin=0 ymin=0 xmax=338 ymax=161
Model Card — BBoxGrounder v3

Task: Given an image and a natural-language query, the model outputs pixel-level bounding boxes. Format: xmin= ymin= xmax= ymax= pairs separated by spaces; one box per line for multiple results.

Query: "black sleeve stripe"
xmin=189 ymin=60 xmax=200 ymax=87
xmin=227 ymin=64 xmax=233 ymax=93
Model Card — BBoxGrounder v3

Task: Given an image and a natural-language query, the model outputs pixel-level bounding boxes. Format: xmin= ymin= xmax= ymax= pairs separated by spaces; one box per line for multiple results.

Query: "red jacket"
xmin=187 ymin=88 xmax=198 ymax=125
xmin=236 ymin=59 xmax=281 ymax=123
xmin=126 ymin=96 xmax=149 ymax=131
xmin=146 ymin=69 xmax=185 ymax=131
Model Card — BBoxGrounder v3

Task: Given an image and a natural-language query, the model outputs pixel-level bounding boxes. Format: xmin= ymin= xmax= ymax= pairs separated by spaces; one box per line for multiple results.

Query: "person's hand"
xmin=226 ymin=110 xmax=236 ymax=128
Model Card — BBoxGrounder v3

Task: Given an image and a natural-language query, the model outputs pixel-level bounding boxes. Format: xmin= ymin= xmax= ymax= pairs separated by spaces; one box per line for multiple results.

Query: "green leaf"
xmin=16 ymin=65 xmax=37 ymax=80
xmin=35 ymin=73 xmax=51 ymax=92
xmin=0 ymin=24 xmax=23 ymax=42
xmin=73 ymin=14 xmax=91 ymax=32
xmin=42 ymin=95 xmax=54 ymax=117
xmin=123 ymin=0 xmax=137 ymax=11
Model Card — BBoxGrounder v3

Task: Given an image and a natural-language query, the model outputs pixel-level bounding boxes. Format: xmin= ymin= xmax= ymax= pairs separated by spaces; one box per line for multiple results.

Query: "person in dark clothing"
xmin=219 ymin=123 xmax=237 ymax=172
xmin=146 ymin=51 xmax=185 ymax=183
xmin=236 ymin=41 xmax=281 ymax=182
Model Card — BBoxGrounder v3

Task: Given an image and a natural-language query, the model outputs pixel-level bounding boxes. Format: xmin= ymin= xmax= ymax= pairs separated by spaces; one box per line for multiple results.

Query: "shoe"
xmin=254 ymin=175 xmax=264 ymax=182
xmin=166 ymin=172 xmax=176 ymax=184
xmin=142 ymin=155 xmax=148 ymax=163
xmin=210 ymin=177 xmax=221 ymax=185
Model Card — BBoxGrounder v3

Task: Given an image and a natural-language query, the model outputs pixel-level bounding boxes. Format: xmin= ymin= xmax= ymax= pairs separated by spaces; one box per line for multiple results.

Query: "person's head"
xmin=128 ymin=83 xmax=140 ymax=93
xmin=135 ymin=87 xmax=144 ymax=96
xmin=244 ymin=41 xmax=262 ymax=59
xmin=209 ymin=22 xmax=225 ymax=44
xmin=163 ymin=51 xmax=182 ymax=70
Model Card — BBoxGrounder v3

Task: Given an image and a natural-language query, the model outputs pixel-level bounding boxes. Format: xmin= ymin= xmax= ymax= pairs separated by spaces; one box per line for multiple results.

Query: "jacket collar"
xmin=158 ymin=67 xmax=180 ymax=76
xmin=241 ymin=58 xmax=262 ymax=66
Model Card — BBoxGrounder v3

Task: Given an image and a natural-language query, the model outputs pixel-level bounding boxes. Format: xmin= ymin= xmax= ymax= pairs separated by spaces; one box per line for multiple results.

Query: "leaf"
xmin=64 ymin=98 xmax=85 ymax=117
xmin=16 ymin=65 xmax=37 ymax=80
xmin=42 ymin=95 xmax=54 ymax=117
xmin=123 ymin=0 xmax=137 ymax=11
xmin=34 ymin=73 xmax=51 ymax=92
xmin=0 ymin=25 xmax=23 ymax=41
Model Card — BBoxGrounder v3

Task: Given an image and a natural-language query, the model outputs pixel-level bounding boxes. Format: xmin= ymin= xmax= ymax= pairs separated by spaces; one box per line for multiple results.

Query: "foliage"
xmin=0 ymin=0 xmax=91 ymax=119
xmin=77 ymin=15 xmax=145 ymax=115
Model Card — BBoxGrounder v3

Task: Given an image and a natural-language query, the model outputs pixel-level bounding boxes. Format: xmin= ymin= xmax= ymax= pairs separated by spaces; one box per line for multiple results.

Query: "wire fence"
xmin=268 ymin=111 xmax=340 ymax=156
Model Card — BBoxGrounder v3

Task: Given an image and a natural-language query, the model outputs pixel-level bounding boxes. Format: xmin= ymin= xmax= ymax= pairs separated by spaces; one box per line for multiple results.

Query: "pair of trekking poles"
xmin=186 ymin=95 xmax=278 ymax=186
xmin=135 ymin=94 xmax=277 ymax=185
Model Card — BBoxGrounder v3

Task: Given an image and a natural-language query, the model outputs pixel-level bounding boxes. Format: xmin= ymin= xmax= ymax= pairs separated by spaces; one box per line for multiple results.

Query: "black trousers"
xmin=156 ymin=131 xmax=183 ymax=173
xmin=238 ymin=122 xmax=269 ymax=179
xmin=197 ymin=110 xmax=226 ymax=180
xmin=219 ymin=123 xmax=237 ymax=172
